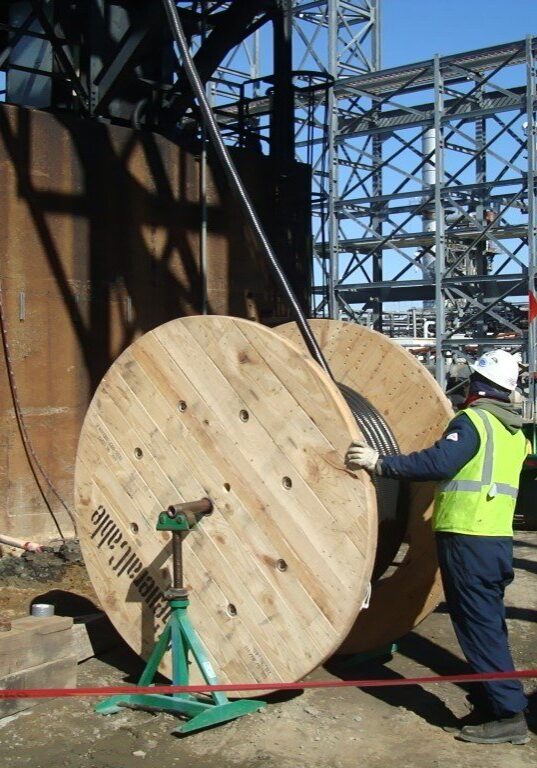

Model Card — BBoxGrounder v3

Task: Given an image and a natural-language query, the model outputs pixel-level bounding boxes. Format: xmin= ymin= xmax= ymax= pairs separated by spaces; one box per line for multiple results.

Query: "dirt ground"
xmin=1 ymin=534 xmax=537 ymax=768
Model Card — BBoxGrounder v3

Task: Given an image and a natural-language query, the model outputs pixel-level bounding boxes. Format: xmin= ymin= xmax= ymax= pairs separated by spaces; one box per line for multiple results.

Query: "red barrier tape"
xmin=1 ymin=669 xmax=537 ymax=700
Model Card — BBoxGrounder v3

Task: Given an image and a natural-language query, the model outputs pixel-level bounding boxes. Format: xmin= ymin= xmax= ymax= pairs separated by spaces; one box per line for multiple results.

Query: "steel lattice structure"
xmin=323 ymin=38 xmax=537 ymax=383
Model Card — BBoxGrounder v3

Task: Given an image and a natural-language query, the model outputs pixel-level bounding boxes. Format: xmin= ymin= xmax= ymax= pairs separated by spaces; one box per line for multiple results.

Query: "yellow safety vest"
xmin=433 ymin=407 xmax=528 ymax=536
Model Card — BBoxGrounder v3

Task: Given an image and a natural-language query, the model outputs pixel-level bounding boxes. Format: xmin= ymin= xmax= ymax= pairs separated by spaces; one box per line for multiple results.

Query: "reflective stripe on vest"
xmin=439 ymin=409 xmax=520 ymax=500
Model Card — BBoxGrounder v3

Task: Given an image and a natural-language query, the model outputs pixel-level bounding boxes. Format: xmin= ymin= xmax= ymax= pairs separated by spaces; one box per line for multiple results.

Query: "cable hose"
xmin=161 ymin=0 xmax=333 ymax=380
xmin=339 ymin=384 xmax=399 ymax=457
xmin=0 ymin=280 xmax=75 ymax=541
xmin=161 ymin=1 xmax=408 ymax=579
xmin=338 ymin=384 xmax=409 ymax=582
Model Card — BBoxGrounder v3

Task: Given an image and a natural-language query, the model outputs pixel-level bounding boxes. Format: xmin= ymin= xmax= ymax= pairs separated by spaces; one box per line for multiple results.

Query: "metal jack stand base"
xmin=96 ymin=499 xmax=266 ymax=734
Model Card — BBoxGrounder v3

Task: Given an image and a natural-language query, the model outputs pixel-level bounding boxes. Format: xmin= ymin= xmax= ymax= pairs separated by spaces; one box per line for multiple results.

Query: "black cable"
xmin=161 ymin=0 xmax=333 ymax=380
xmin=339 ymin=384 xmax=400 ymax=457
xmin=338 ymin=383 xmax=408 ymax=581
xmin=0 ymin=280 xmax=73 ymax=540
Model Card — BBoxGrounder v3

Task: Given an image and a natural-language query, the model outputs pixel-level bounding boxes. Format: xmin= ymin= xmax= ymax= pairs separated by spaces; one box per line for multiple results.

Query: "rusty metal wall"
xmin=0 ymin=104 xmax=311 ymax=543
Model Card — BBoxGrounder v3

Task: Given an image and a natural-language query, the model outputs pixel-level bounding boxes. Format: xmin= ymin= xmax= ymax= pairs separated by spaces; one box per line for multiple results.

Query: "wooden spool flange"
xmin=75 ymin=316 xmax=377 ymax=691
xmin=276 ymin=320 xmax=453 ymax=653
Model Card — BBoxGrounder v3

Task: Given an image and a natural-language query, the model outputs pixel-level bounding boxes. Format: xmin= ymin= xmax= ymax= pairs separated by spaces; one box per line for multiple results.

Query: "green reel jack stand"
xmin=95 ymin=498 xmax=266 ymax=734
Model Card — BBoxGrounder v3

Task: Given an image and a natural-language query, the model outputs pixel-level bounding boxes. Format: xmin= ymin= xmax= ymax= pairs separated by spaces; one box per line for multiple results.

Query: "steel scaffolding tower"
xmin=322 ymin=38 xmax=536 ymax=383
xmin=289 ymin=2 xmax=382 ymax=320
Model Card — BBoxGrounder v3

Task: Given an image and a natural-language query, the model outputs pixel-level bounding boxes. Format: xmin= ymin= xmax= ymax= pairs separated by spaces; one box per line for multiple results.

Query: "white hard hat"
xmin=471 ymin=349 xmax=519 ymax=391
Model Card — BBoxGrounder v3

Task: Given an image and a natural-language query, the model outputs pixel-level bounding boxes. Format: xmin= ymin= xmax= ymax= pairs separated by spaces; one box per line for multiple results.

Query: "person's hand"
xmin=345 ymin=440 xmax=379 ymax=473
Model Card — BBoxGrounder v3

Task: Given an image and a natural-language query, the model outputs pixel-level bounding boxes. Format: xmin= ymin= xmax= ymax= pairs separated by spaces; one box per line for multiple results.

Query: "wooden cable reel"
xmin=75 ymin=316 xmax=378 ymax=693
xmin=276 ymin=320 xmax=453 ymax=653
xmin=75 ymin=315 xmax=452 ymax=690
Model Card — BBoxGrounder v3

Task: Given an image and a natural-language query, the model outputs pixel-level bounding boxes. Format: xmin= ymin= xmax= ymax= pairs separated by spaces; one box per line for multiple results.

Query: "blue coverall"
xmin=379 ymin=403 xmax=528 ymax=719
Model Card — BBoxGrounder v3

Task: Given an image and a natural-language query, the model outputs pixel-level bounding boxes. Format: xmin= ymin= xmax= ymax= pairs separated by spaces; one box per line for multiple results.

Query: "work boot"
xmin=455 ymin=712 xmax=529 ymax=745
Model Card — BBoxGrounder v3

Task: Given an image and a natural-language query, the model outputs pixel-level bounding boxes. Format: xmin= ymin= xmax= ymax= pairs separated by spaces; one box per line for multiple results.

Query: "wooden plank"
xmin=9 ymin=616 xmax=72 ymax=634
xmin=75 ymin=316 xmax=377 ymax=694
xmin=0 ymin=617 xmax=74 ymax=677
xmin=276 ymin=320 xmax=453 ymax=653
xmin=0 ymin=657 xmax=77 ymax=719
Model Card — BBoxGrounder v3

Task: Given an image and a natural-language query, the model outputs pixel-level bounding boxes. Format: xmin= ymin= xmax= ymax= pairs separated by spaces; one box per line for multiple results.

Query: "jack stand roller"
xmin=95 ymin=498 xmax=266 ymax=734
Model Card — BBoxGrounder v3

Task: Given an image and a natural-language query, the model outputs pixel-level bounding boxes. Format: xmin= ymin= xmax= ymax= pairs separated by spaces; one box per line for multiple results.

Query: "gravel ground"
xmin=1 ymin=534 xmax=536 ymax=768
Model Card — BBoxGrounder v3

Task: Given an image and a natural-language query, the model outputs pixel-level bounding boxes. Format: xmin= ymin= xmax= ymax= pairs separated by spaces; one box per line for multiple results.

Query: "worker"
xmin=345 ymin=349 xmax=530 ymax=745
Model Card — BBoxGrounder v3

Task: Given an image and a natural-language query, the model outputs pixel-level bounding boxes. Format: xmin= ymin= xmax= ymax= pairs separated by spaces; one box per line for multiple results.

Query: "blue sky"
xmin=381 ymin=0 xmax=537 ymax=67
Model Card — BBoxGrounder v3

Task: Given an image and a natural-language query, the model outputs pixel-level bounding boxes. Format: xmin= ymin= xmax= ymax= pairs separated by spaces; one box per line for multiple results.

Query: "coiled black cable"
xmin=339 ymin=384 xmax=408 ymax=581
xmin=339 ymin=384 xmax=400 ymax=458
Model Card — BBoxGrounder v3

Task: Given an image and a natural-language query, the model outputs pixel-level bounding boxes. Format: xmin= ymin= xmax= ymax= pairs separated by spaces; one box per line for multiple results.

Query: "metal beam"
xmin=91 ymin=6 xmax=164 ymax=115
xmin=331 ymin=274 xmax=528 ymax=303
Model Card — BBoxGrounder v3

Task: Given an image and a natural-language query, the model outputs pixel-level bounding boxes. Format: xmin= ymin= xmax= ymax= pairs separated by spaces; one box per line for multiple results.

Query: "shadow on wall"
xmin=0 ymin=104 xmax=216 ymax=392
xmin=0 ymin=105 xmax=312 ymax=391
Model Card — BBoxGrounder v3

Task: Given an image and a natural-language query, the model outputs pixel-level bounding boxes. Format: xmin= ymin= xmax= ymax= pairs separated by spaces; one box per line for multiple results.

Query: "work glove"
xmin=345 ymin=440 xmax=380 ymax=474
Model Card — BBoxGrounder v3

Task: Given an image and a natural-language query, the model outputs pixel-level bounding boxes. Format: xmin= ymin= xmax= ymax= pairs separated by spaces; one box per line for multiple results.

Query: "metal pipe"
xmin=271 ymin=0 xmax=295 ymax=163
xmin=433 ymin=56 xmax=446 ymax=386
xmin=167 ymin=498 xmax=213 ymax=518
xmin=0 ymin=533 xmax=43 ymax=552
xmin=200 ymin=127 xmax=208 ymax=315
xmin=326 ymin=0 xmax=339 ymax=321
xmin=421 ymin=127 xmax=436 ymax=308
xmin=372 ymin=0 xmax=382 ymax=71
xmin=172 ymin=533 xmax=183 ymax=590
xmin=200 ymin=0 xmax=208 ymax=315
xmin=422 ymin=128 xmax=436 ymax=190
xmin=526 ymin=37 xmax=537 ymax=424
xmin=161 ymin=0 xmax=333 ymax=380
